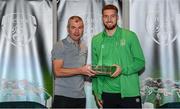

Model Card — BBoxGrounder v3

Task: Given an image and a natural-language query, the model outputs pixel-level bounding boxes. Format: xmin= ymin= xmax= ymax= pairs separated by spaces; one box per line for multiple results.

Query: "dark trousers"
xmin=52 ymin=95 xmax=86 ymax=108
xmin=102 ymin=92 xmax=142 ymax=108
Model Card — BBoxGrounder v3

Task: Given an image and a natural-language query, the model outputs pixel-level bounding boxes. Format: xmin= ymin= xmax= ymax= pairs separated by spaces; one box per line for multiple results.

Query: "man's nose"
xmin=75 ymin=28 xmax=79 ymax=33
xmin=107 ymin=16 xmax=112 ymax=21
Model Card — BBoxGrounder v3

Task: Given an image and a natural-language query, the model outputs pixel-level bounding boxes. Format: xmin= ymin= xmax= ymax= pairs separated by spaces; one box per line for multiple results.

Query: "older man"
xmin=52 ymin=16 xmax=96 ymax=108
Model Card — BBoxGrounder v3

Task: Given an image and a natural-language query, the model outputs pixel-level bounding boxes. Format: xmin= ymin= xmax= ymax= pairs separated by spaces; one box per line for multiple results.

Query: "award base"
xmin=92 ymin=65 xmax=116 ymax=76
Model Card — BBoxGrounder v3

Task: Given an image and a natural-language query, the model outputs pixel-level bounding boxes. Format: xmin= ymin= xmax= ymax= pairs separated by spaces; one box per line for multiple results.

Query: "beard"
xmin=103 ymin=22 xmax=117 ymax=30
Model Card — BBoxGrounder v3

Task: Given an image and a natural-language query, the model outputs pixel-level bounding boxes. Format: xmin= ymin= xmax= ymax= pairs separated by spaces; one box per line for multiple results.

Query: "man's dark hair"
xmin=102 ymin=4 xmax=118 ymax=14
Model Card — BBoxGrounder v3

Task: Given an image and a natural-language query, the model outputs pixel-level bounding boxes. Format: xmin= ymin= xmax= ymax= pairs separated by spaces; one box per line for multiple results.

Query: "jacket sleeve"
xmin=92 ymin=77 xmax=103 ymax=100
xmin=121 ymin=32 xmax=145 ymax=75
xmin=91 ymin=37 xmax=103 ymax=100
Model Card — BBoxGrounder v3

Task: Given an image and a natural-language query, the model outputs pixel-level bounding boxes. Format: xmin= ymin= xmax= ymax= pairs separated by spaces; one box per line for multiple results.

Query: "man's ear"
xmin=117 ymin=15 xmax=119 ymax=20
xmin=67 ymin=27 xmax=69 ymax=33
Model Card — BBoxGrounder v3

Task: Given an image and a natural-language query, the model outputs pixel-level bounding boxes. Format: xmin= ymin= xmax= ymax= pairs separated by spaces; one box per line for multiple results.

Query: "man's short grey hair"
xmin=67 ymin=16 xmax=84 ymax=28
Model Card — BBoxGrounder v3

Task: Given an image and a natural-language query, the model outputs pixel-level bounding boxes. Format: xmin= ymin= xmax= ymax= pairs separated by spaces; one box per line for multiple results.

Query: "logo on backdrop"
xmin=0 ymin=79 xmax=51 ymax=105
xmin=1 ymin=13 xmax=37 ymax=47
xmin=146 ymin=13 xmax=177 ymax=46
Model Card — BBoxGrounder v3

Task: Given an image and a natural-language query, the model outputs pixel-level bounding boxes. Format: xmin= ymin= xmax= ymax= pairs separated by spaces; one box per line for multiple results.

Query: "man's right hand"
xmin=80 ymin=65 xmax=96 ymax=77
xmin=95 ymin=96 xmax=103 ymax=108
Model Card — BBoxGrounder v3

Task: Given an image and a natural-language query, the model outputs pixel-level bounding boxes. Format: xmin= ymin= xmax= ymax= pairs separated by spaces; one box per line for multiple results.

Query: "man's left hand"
xmin=111 ymin=64 xmax=121 ymax=77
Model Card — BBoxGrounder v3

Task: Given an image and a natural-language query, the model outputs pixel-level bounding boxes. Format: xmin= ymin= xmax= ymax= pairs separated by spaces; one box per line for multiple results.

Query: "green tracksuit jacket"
xmin=91 ymin=26 xmax=145 ymax=100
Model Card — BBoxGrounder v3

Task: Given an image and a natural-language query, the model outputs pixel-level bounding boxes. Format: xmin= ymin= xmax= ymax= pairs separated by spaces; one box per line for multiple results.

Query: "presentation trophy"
xmin=91 ymin=65 xmax=116 ymax=76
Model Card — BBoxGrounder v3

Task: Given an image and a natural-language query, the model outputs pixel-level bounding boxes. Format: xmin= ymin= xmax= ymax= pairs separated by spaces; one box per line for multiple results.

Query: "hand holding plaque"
xmin=92 ymin=65 xmax=116 ymax=76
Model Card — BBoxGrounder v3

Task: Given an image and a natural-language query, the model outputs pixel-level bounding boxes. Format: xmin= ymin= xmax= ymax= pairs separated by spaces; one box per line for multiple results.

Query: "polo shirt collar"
xmin=67 ymin=36 xmax=80 ymax=47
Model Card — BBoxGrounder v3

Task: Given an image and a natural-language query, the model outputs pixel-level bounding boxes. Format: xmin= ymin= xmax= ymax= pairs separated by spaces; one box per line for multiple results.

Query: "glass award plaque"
xmin=92 ymin=65 xmax=116 ymax=76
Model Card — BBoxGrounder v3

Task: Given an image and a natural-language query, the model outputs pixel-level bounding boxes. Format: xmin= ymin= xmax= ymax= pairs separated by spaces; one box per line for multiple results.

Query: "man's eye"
xmin=103 ymin=16 xmax=108 ymax=18
xmin=111 ymin=15 xmax=115 ymax=18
